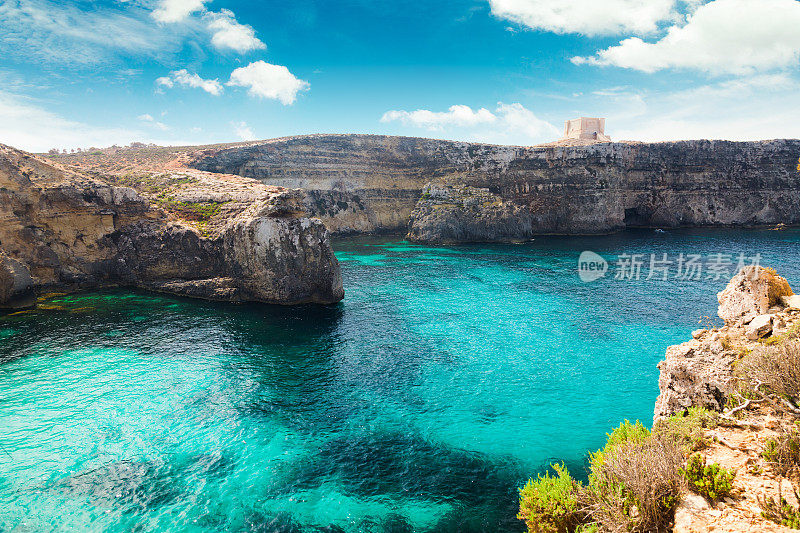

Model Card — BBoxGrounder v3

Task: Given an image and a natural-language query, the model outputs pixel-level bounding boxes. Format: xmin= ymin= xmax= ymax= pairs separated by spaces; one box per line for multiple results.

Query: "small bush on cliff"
xmin=760 ymin=482 xmax=800 ymax=529
xmin=680 ymin=453 xmax=735 ymax=502
xmin=588 ymin=420 xmax=650 ymax=472
xmin=653 ymin=407 xmax=719 ymax=452
xmin=762 ymin=428 xmax=800 ymax=478
xmin=518 ymin=421 xmax=684 ymax=533
xmin=582 ymin=430 xmax=684 ymax=533
xmin=737 ymin=341 xmax=800 ymax=402
xmin=517 ymin=463 xmax=582 ymax=533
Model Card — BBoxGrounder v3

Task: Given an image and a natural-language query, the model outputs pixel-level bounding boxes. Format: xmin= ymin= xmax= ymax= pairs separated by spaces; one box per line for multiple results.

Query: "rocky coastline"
xmin=0 ymin=143 xmax=343 ymax=309
xmin=652 ymin=266 xmax=800 ymax=532
xmin=188 ymin=135 xmax=800 ymax=243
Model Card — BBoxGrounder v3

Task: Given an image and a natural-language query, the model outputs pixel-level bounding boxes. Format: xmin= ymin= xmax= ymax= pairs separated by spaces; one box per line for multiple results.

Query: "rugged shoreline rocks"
xmin=0 ymin=143 xmax=344 ymax=308
xmin=188 ymin=135 xmax=800 ymax=243
xmin=654 ymin=267 xmax=800 ymax=532
xmin=654 ymin=267 xmax=796 ymax=421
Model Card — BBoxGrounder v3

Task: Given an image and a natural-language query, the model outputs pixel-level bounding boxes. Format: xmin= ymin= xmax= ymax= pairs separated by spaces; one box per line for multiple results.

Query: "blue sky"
xmin=1 ymin=0 xmax=799 ymax=151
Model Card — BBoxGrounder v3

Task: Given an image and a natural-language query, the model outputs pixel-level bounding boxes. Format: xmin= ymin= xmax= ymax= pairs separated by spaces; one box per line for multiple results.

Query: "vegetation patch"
xmin=153 ymin=196 xmax=226 ymax=222
xmin=116 ymin=173 xmax=198 ymax=195
xmin=653 ymin=407 xmax=719 ymax=452
xmin=680 ymin=453 xmax=735 ymax=502
xmin=518 ymin=420 xmax=685 ymax=533
xmin=759 ymin=485 xmax=800 ymax=529
xmin=517 ymin=464 xmax=582 ymax=533
xmin=762 ymin=429 xmax=800 ymax=478
xmin=735 ymin=340 xmax=800 ymax=402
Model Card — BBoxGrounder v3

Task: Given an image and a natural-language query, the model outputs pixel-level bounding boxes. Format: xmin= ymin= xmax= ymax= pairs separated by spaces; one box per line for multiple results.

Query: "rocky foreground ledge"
xmin=0 ymin=143 xmax=343 ymax=309
xmin=655 ymin=267 xmax=800 ymax=532
xmin=655 ymin=266 xmax=799 ymax=421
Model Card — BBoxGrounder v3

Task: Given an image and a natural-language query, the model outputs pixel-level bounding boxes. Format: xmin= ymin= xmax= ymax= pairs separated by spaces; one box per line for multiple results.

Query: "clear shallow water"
xmin=1 ymin=229 xmax=799 ymax=532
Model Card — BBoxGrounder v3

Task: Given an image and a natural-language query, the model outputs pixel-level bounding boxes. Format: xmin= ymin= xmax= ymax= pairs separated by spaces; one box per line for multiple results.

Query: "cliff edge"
xmin=654 ymin=267 xmax=800 ymax=532
xmin=185 ymin=135 xmax=800 ymax=242
xmin=0 ymin=143 xmax=343 ymax=308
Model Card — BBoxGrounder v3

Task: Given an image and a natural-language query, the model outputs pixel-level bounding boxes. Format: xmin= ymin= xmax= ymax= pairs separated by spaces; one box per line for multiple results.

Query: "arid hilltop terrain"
xmin=55 ymin=134 xmax=800 ymax=243
xmin=0 ymin=143 xmax=343 ymax=309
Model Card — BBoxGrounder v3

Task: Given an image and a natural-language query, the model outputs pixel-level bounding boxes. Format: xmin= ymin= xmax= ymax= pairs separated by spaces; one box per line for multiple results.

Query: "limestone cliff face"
xmin=0 ymin=144 xmax=343 ymax=306
xmin=654 ymin=267 xmax=797 ymax=421
xmin=190 ymin=135 xmax=800 ymax=242
xmin=189 ymin=135 xmax=479 ymax=234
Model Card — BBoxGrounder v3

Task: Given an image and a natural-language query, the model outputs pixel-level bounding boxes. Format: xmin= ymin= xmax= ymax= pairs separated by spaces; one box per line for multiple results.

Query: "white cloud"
xmin=205 ymin=9 xmax=266 ymax=53
xmin=137 ymin=113 xmax=169 ymax=131
xmin=0 ymin=91 xmax=143 ymax=152
xmin=227 ymin=61 xmax=309 ymax=105
xmin=152 ymin=0 xmax=209 ymax=23
xmin=232 ymin=121 xmax=256 ymax=141
xmin=156 ymin=69 xmax=224 ymax=96
xmin=381 ymin=105 xmax=497 ymax=130
xmin=381 ymin=102 xmax=559 ymax=145
xmin=0 ymin=0 xmax=191 ymax=65
xmin=585 ymin=75 xmax=800 ymax=142
xmin=487 ymin=0 xmax=678 ymax=36
xmin=573 ymin=0 xmax=800 ymax=74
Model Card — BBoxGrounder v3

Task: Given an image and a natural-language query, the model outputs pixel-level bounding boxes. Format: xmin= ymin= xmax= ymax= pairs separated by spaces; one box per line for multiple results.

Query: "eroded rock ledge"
xmin=187 ymin=135 xmax=800 ymax=242
xmin=0 ymin=143 xmax=343 ymax=308
xmin=654 ymin=267 xmax=800 ymax=532
xmin=654 ymin=267 xmax=797 ymax=421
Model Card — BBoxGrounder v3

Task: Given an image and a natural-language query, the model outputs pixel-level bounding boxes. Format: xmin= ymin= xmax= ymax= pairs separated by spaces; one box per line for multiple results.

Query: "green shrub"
xmin=759 ymin=483 xmax=800 ymax=529
xmin=762 ymin=429 xmax=800 ymax=477
xmin=153 ymin=197 xmax=225 ymax=222
xmin=517 ymin=464 xmax=581 ymax=533
xmin=589 ymin=420 xmax=650 ymax=473
xmin=653 ymin=407 xmax=719 ymax=452
xmin=518 ymin=420 xmax=684 ymax=533
xmin=584 ymin=434 xmax=684 ymax=533
xmin=680 ymin=453 xmax=735 ymax=502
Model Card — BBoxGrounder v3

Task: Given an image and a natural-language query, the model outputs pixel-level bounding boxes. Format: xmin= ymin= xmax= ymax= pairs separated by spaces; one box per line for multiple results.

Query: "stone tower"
xmin=561 ymin=117 xmax=611 ymax=142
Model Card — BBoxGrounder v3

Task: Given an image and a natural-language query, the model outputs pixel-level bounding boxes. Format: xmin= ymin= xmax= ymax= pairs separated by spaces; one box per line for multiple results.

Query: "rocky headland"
xmin=517 ymin=267 xmax=800 ymax=533
xmin=0 ymin=143 xmax=343 ymax=309
xmin=653 ymin=267 xmax=800 ymax=532
xmin=185 ymin=135 xmax=800 ymax=243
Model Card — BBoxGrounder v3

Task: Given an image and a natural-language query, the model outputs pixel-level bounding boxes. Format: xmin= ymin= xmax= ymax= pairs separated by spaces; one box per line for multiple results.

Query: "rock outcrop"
xmin=0 ymin=143 xmax=343 ymax=306
xmin=654 ymin=267 xmax=799 ymax=421
xmin=717 ymin=266 xmax=794 ymax=325
xmin=187 ymin=135 xmax=800 ymax=242
xmin=0 ymin=251 xmax=34 ymax=309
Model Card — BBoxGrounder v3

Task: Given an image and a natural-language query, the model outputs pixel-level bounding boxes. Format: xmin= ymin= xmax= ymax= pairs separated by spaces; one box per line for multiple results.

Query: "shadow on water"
xmin=50 ymin=452 xmax=234 ymax=511
xmin=273 ymin=429 xmax=531 ymax=532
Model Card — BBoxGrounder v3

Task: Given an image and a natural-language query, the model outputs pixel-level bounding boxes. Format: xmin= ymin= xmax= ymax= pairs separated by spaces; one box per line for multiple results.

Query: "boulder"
xmin=717 ymin=266 xmax=794 ymax=325
xmin=746 ymin=314 xmax=773 ymax=340
xmin=782 ymin=294 xmax=800 ymax=309
xmin=654 ymin=340 xmax=735 ymax=421
xmin=0 ymin=252 xmax=34 ymax=309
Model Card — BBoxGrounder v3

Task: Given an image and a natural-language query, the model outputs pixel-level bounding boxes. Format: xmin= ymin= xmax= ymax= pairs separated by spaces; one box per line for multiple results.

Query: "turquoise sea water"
xmin=1 ymin=229 xmax=799 ymax=532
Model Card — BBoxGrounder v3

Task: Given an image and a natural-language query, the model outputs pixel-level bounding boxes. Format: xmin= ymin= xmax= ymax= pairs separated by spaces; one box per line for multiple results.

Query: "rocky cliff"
xmin=653 ymin=267 xmax=800 ymax=532
xmin=654 ymin=266 xmax=797 ymax=421
xmin=0 ymin=144 xmax=343 ymax=308
xmin=189 ymin=135 xmax=800 ymax=242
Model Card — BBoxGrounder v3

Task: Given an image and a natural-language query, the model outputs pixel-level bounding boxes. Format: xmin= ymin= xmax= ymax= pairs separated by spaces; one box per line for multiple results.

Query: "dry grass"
xmin=736 ymin=341 xmax=800 ymax=400
xmin=762 ymin=429 xmax=800 ymax=480
xmin=581 ymin=435 xmax=685 ymax=533
xmin=764 ymin=267 xmax=795 ymax=306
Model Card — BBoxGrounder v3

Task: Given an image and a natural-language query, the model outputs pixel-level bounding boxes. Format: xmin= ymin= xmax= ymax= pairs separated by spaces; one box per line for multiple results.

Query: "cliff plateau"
xmin=187 ymin=135 xmax=800 ymax=243
xmin=0 ymin=144 xmax=343 ymax=308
